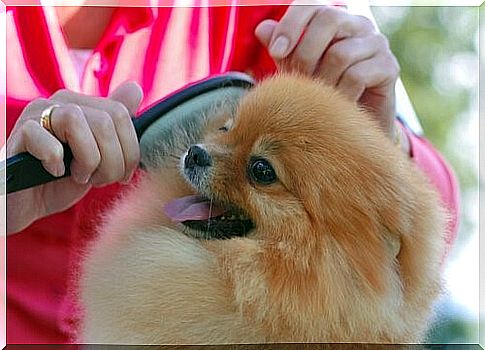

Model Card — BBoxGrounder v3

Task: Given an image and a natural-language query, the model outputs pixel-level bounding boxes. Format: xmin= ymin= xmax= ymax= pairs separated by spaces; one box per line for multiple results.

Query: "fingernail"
xmin=270 ymin=36 xmax=289 ymax=58
xmin=122 ymin=171 xmax=135 ymax=184
xmin=74 ymin=173 xmax=90 ymax=184
xmin=56 ymin=163 xmax=65 ymax=177
xmin=43 ymin=163 xmax=58 ymax=177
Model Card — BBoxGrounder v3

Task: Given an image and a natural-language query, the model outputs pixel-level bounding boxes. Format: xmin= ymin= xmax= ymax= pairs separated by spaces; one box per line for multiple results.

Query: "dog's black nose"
xmin=185 ymin=145 xmax=212 ymax=169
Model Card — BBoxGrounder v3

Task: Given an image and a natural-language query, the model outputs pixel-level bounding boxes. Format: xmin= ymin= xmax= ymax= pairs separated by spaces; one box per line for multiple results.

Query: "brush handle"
xmin=5 ymin=144 xmax=74 ymax=194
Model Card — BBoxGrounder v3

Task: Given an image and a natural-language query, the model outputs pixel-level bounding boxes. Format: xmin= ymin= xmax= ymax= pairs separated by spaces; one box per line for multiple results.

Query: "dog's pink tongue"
xmin=164 ymin=195 xmax=227 ymax=222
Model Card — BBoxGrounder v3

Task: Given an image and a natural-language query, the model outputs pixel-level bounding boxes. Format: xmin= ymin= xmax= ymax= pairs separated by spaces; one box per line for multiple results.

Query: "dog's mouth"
xmin=164 ymin=195 xmax=254 ymax=239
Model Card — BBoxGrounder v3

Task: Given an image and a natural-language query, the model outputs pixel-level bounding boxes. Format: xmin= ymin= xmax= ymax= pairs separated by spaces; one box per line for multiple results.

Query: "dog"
xmin=79 ymin=74 xmax=446 ymax=344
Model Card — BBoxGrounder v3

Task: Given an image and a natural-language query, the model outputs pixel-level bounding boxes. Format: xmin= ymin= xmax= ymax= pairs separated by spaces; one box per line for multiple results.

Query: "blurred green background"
xmin=371 ymin=5 xmax=479 ymax=344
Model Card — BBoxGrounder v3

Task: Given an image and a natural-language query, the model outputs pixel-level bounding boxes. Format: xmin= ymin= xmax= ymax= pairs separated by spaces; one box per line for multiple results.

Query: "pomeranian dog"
xmin=79 ymin=74 xmax=446 ymax=344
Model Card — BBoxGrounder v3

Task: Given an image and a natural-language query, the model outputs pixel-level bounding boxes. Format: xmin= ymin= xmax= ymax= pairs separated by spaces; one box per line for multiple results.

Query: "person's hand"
xmin=6 ymin=81 xmax=143 ymax=234
xmin=255 ymin=3 xmax=401 ymax=143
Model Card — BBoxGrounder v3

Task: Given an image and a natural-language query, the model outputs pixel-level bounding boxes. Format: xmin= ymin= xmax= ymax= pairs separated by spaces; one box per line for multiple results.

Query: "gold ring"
xmin=40 ymin=104 xmax=60 ymax=136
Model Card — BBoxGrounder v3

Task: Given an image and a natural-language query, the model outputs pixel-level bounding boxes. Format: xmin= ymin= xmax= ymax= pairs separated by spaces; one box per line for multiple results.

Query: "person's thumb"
xmin=109 ymin=81 xmax=143 ymax=116
xmin=254 ymin=19 xmax=277 ymax=49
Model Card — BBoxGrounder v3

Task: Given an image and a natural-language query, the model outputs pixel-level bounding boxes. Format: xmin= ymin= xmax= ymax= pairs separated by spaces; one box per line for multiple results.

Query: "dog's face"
xmin=166 ymin=75 xmax=410 ymax=287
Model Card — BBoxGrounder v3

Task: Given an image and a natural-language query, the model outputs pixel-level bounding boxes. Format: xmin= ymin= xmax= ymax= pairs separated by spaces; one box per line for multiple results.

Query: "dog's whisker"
xmin=207 ymin=199 xmax=213 ymax=231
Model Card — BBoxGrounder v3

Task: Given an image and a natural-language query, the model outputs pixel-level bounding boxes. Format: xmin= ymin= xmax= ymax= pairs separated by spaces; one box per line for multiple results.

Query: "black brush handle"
xmin=6 ymin=144 xmax=75 ymax=194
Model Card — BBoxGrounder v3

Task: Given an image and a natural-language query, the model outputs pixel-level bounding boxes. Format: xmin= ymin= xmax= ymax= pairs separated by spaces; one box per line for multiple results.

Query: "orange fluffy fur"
xmin=80 ymin=74 xmax=446 ymax=344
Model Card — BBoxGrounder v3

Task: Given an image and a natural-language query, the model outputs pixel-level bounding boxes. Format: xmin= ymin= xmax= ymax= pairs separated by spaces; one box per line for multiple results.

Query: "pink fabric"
xmin=6 ymin=4 xmax=459 ymax=344
xmin=402 ymin=125 xmax=460 ymax=260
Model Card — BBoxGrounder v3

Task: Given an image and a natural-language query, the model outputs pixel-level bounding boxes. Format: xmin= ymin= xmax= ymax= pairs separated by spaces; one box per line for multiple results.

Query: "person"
xmin=5 ymin=0 xmax=459 ymax=344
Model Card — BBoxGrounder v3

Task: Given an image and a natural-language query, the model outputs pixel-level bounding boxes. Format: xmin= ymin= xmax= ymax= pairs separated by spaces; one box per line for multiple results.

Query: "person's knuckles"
xmin=108 ymin=100 xmax=132 ymax=125
xmin=21 ymin=120 xmax=62 ymax=162
xmin=313 ymin=6 xmax=335 ymax=28
xmin=107 ymin=100 xmax=136 ymax=143
xmin=50 ymin=88 xmax=72 ymax=101
xmin=23 ymin=98 xmax=50 ymax=117
xmin=90 ymin=111 xmax=117 ymax=139
xmin=85 ymin=108 xmax=130 ymax=183
xmin=346 ymin=65 xmax=368 ymax=86
xmin=353 ymin=14 xmax=376 ymax=33
xmin=9 ymin=99 xmax=50 ymax=139
xmin=324 ymin=36 xmax=378 ymax=71
xmin=20 ymin=119 xmax=39 ymax=142
xmin=370 ymin=54 xmax=400 ymax=85
xmin=363 ymin=33 xmax=392 ymax=58
xmin=326 ymin=43 xmax=355 ymax=70
xmin=314 ymin=5 xmax=346 ymax=30
xmin=334 ymin=13 xmax=376 ymax=39
xmin=53 ymin=103 xmax=85 ymax=139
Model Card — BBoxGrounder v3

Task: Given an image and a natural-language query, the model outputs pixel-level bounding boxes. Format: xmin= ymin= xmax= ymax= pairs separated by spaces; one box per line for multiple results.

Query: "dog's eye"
xmin=248 ymin=158 xmax=277 ymax=185
xmin=218 ymin=126 xmax=228 ymax=132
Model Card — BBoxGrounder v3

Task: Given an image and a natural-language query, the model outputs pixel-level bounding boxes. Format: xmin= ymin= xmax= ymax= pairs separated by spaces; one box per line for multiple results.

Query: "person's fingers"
xmin=254 ymin=19 xmax=277 ymax=48
xmin=49 ymin=103 xmax=101 ymax=184
xmin=6 ymin=98 xmax=52 ymax=156
xmin=108 ymin=81 xmax=144 ymax=116
xmin=6 ymin=99 xmax=53 ymax=140
xmin=51 ymin=81 xmax=143 ymax=116
xmin=288 ymin=6 xmax=345 ymax=75
xmin=14 ymin=99 xmax=134 ymax=187
xmin=51 ymin=82 xmax=142 ymax=182
xmin=317 ymin=33 xmax=388 ymax=86
xmin=80 ymin=106 xmax=126 ymax=187
xmin=108 ymin=82 xmax=142 ymax=181
xmin=267 ymin=5 xmax=319 ymax=60
xmin=16 ymin=119 xmax=65 ymax=177
xmin=336 ymin=53 xmax=400 ymax=103
xmin=267 ymin=5 xmax=377 ymax=75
